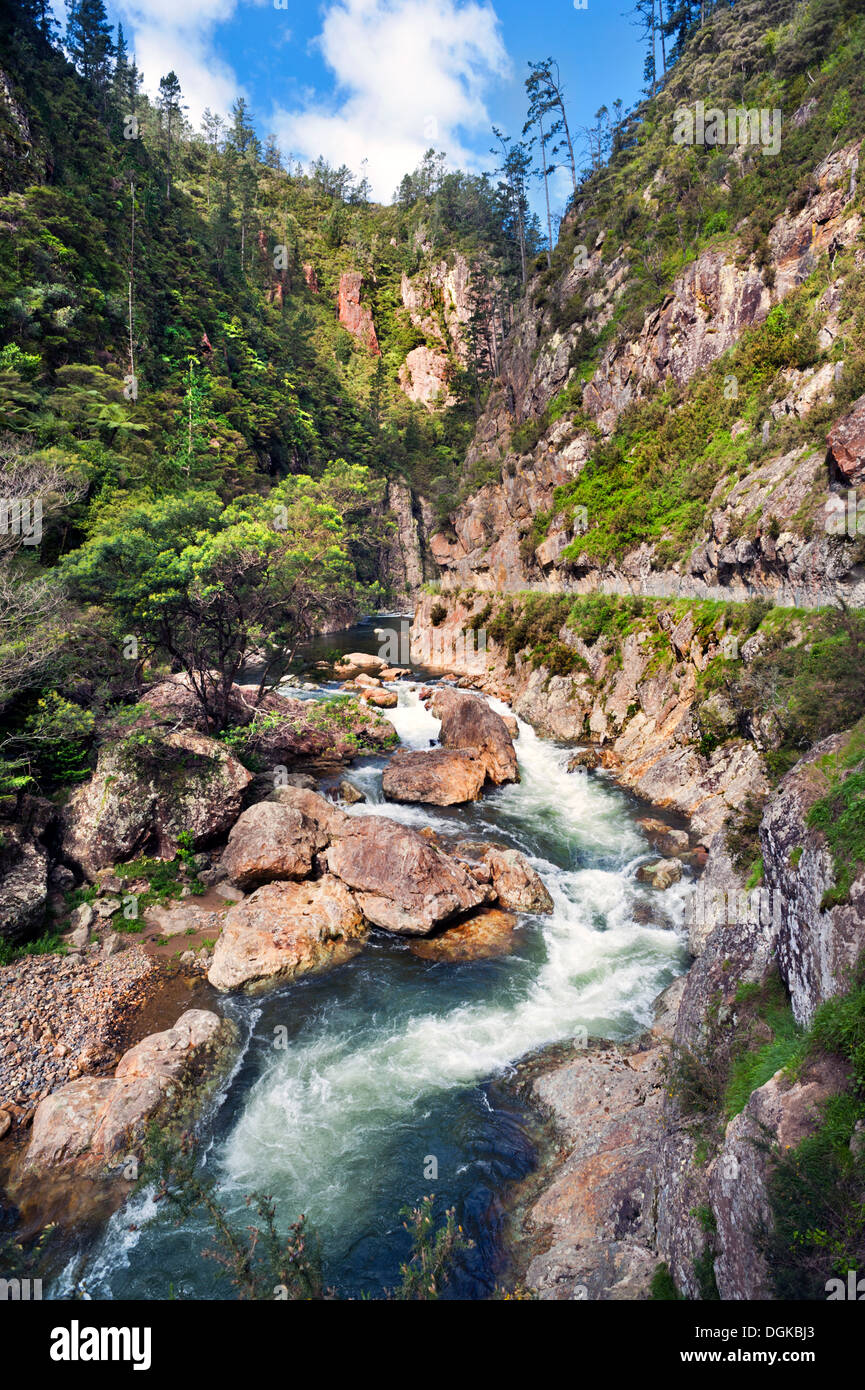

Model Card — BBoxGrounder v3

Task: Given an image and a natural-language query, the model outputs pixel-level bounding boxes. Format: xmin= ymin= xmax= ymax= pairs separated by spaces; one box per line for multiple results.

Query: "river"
xmin=54 ymin=617 xmax=690 ymax=1300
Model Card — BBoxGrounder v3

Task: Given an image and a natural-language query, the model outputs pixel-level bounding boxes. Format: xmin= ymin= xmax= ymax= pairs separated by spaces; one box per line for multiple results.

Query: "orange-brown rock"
xmin=429 ymin=687 xmax=518 ymax=786
xmin=325 ymin=816 xmax=489 ymax=934
xmin=221 ymin=790 xmax=346 ymax=888
xmin=208 ymin=878 xmax=366 ymax=992
xmin=408 ymin=907 xmax=520 ymax=961
xmin=338 ymin=271 xmax=380 ymax=355
xmin=382 ymin=748 xmax=486 ymax=806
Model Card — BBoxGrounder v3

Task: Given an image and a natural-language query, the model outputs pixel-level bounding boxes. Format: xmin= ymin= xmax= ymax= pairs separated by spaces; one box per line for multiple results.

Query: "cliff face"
xmin=337 ymin=271 xmax=381 ymax=355
xmin=411 ymin=590 xmax=767 ymax=841
xmin=429 ymin=136 xmax=865 ymax=608
xmin=382 ymin=480 xmax=437 ymax=605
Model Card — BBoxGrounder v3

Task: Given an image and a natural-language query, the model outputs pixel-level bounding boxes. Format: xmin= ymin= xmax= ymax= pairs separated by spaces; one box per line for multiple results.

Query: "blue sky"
xmin=63 ymin=0 xmax=649 ymax=212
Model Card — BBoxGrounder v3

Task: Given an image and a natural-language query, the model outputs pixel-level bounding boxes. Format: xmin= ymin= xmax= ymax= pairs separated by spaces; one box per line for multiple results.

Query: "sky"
xmin=53 ymin=0 xmax=649 ymax=215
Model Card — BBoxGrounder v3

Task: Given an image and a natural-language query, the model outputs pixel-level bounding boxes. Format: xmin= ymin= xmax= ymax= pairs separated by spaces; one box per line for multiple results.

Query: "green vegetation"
xmin=142 ymin=1126 xmax=471 ymax=1300
xmin=761 ymin=964 xmax=865 ymax=1298
xmin=807 ymin=717 xmax=865 ymax=908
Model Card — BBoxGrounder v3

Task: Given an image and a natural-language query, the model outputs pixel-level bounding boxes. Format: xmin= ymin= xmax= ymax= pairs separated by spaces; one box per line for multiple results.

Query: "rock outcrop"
xmin=324 ymin=815 xmax=489 ymax=934
xmin=338 ymin=271 xmax=380 ymax=354
xmin=63 ymin=728 xmax=253 ymax=881
xmin=761 ymin=729 xmax=865 ymax=1025
xmin=827 ymin=393 xmax=865 ymax=486
xmin=208 ymin=878 xmax=366 ymax=992
xmin=524 ymin=1045 xmax=666 ymax=1300
xmin=23 ymin=1010 xmax=237 ymax=1174
xmin=708 ymin=1055 xmax=850 ymax=1300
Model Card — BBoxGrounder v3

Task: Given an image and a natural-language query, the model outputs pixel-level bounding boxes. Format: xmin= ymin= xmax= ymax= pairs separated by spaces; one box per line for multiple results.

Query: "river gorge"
xmin=42 ymin=617 xmax=690 ymax=1300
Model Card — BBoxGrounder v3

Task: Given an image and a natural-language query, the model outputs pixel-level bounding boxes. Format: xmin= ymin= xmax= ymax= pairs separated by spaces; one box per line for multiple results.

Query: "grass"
xmin=807 ymin=719 xmax=865 ymax=909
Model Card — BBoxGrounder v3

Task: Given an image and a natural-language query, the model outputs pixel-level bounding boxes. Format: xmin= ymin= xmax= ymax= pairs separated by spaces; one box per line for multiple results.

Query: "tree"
xmin=492 ymin=127 xmax=531 ymax=287
xmin=157 ymin=71 xmax=185 ymax=202
xmin=62 ymin=467 xmax=379 ymax=731
xmin=65 ymin=0 xmax=114 ymax=91
xmin=527 ymin=59 xmax=578 ymax=200
xmin=523 ymin=65 xmax=557 ymax=266
xmin=0 ymin=435 xmax=82 ymax=711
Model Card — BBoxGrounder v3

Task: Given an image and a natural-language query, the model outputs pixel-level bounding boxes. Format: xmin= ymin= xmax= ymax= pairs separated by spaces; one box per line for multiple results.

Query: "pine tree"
xmin=157 ymin=71 xmax=186 ymax=203
xmin=65 ymin=0 xmax=114 ymax=91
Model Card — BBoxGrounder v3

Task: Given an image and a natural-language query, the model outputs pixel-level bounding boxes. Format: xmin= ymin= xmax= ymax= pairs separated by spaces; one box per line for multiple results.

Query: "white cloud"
xmin=113 ymin=0 xmax=246 ymax=125
xmin=270 ymin=0 xmax=510 ymax=201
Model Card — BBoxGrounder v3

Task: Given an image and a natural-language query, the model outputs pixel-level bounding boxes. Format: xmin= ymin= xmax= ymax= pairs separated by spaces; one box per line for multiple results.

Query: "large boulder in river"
xmin=429 ymin=687 xmax=518 ymax=786
xmin=382 ymin=748 xmax=487 ymax=806
xmin=333 ymin=652 xmax=387 ymax=680
xmin=222 ymin=789 xmax=347 ymax=888
xmin=63 ymin=728 xmax=253 ymax=880
xmin=456 ymin=842 xmax=554 ymax=913
xmin=23 ymin=1010 xmax=237 ymax=1175
xmin=208 ymin=878 xmax=366 ymax=992
xmin=325 ymin=816 xmax=490 ymax=934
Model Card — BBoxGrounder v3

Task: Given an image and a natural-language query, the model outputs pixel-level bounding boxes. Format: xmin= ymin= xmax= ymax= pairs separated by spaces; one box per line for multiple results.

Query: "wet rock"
xmin=429 ymin=687 xmax=518 ymax=786
xmin=336 ymin=779 xmax=366 ymax=805
xmin=455 ymin=842 xmax=554 ymax=913
xmin=325 ymin=816 xmax=489 ymax=934
xmin=382 ymin=748 xmax=487 ymax=806
xmin=568 ymin=748 xmax=600 ymax=772
xmin=637 ymin=859 xmax=683 ymax=890
xmin=636 ymin=818 xmax=689 ymax=856
xmin=208 ymin=878 xmax=366 ymax=992
xmin=23 ymin=1009 xmax=238 ymax=1175
xmin=408 ymin=907 xmax=520 ymax=961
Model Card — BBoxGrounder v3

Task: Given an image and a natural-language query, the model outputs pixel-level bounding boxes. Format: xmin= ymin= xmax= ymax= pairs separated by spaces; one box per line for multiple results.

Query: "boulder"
xmin=24 ymin=1010 xmax=237 ymax=1174
xmin=360 ymin=688 xmax=398 ymax=709
xmin=333 ymin=652 xmax=387 ymax=680
xmin=63 ymin=729 xmax=253 ymax=880
xmin=429 ymin=687 xmax=519 ymax=785
xmin=208 ymin=878 xmax=366 ymax=992
xmin=408 ymin=907 xmax=520 ymax=961
xmin=382 ymin=748 xmax=487 ymax=806
xmin=637 ymin=858 xmax=683 ymax=890
xmin=455 ymin=841 xmax=554 ymax=913
xmin=567 ymin=748 xmax=600 ymax=772
xmin=222 ymin=789 xmax=346 ymax=888
xmin=336 ymin=779 xmax=366 ymax=805
xmin=325 ymin=816 xmax=489 ymax=934
xmin=0 ymin=825 xmax=49 ymax=944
